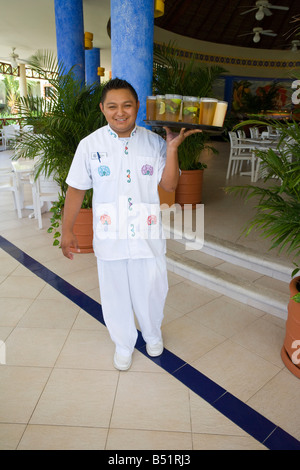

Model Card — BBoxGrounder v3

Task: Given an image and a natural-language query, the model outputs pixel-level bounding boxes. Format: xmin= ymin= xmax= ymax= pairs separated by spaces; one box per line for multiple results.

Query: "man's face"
xmin=100 ymin=88 xmax=140 ymax=138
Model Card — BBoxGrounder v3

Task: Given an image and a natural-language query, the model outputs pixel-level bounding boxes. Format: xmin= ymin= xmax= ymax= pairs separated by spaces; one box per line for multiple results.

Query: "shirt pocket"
xmin=90 ymin=153 xmax=116 ymax=182
xmin=94 ymin=202 xmax=118 ymax=240
xmin=136 ymin=155 xmax=158 ymax=184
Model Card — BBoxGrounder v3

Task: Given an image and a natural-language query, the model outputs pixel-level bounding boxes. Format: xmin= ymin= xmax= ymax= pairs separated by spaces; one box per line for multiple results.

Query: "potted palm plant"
xmin=14 ymin=51 xmax=107 ymax=251
xmin=153 ymin=42 xmax=226 ymax=207
xmin=225 ymin=118 xmax=300 ymax=377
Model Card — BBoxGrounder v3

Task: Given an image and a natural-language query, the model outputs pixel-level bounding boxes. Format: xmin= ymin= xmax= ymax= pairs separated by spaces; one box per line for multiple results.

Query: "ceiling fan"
xmin=240 ymin=1 xmax=289 ymax=21
xmin=238 ymin=27 xmax=277 ymax=43
xmin=0 ymin=47 xmax=29 ymax=68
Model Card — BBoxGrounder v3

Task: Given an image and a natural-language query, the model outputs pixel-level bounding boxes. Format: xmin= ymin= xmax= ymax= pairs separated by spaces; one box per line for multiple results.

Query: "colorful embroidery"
xmin=124 ymin=143 xmax=129 ymax=155
xmin=128 ymin=197 xmax=133 ymax=211
xmin=141 ymin=164 xmax=154 ymax=176
xmin=147 ymin=215 xmax=157 ymax=226
xmin=107 ymin=126 xmax=117 ymax=138
xmin=130 ymin=224 xmax=135 ymax=237
xmin=98 ymin=165 xmax=111 ymax=177
xmin=127 ymin=169 xmax=131 ymax=183
xmin=100 ymin=214 xmax=111 ymax=231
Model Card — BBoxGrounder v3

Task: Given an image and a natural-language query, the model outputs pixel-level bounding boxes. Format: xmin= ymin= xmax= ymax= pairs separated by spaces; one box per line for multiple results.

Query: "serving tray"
xmin=144 ymin=120 xmax=224 ymax=133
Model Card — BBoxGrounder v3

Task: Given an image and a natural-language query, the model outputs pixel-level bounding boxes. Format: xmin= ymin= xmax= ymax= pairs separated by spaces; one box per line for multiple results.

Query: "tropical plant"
xmin=225 ymin=119 xmax=300 ymax=300
xmin=153 ymin=42 xmax=227 ymax=97
xmin=177 ymin=132 xmax=217 ymax=171
xmin=13 ymin=50 xmax=107 ymax=243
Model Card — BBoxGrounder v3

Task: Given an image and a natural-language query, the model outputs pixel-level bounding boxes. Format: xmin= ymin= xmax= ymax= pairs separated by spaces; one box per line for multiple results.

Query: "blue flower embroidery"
xmin=98 ymin=165 xmax=111 ymax=177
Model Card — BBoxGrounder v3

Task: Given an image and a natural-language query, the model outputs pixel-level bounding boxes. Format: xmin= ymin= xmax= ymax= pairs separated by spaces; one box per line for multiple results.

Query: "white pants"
xmin=97 ymin=256 xmax=169 ymax=357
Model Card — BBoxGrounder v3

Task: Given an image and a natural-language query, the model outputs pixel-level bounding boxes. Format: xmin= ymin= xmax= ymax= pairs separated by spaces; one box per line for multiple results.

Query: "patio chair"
xmin=30 ymin=172 xmax=60 ymax=229
xmin=226 ymin=131 xmax=256 ymax=181
xmin=0 ymin=167 xmax=22 ymax=218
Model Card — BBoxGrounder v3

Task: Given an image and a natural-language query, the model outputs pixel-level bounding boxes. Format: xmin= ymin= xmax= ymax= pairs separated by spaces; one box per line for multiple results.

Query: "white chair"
xmin=2 ymin=124 xmax=20 ymax=149
xmin=249 ymin=127 xmax=260 ymax=139
xmin=226 ymin=131 xmax=256 ymax=180
xmin=0 ymin=168 xmax=22 ymax=218
xmin=30 ymin=172 xmax=60 ymax=229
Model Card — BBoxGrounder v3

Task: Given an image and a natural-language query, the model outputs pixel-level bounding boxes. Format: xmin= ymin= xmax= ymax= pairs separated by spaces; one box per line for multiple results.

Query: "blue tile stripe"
xmin=1 ymin=235 xmax=299 ymax=450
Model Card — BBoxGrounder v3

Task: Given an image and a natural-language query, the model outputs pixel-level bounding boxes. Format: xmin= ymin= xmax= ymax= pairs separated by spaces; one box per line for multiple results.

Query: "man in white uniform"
xmin=61 ymin=78 xmax=201 ymax=370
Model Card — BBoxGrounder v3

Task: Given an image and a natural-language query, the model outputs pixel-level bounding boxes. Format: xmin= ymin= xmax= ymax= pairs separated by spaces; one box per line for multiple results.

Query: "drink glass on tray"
xmin=165 ymin=94 xmax=182 ymax=121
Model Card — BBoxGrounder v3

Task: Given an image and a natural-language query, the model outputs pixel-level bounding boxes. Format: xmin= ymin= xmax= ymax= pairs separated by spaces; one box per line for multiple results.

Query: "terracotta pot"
xmin=71 ymin=208 xmax=94 ymax=254
xmin=158 ymin=185 xmax=175 ymax=207
xmin=281 ymin=276 xmax=300 ymax=378
xmin=175 ymin=169 xmax=204 ymax=208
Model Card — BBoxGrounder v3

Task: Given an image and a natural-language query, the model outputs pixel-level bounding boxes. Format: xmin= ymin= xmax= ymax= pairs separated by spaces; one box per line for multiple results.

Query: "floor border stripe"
xmin=1 ymin=235 xmax=299 ymax=450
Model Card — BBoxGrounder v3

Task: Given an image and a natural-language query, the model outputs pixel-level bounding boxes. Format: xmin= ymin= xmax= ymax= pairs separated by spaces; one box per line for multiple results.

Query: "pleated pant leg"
xmin=97 ymin=256 xmax=169 ymax=357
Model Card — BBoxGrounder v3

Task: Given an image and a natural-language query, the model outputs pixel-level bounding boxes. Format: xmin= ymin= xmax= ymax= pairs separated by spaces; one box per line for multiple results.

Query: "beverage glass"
xmin=165 ymin=94 xmax=182 ymax=121
xmin=199 ymin=98 xmax=218 ymax=126
xmin=156 ymin=95 xmax=166 ymax=121
xmin=212 ymin=101 xmax=228 ymax=127
xmin=182 ymin=96 xmax=199 ymax=124
xmin=146 ymin=96 xmax=156 ymax=120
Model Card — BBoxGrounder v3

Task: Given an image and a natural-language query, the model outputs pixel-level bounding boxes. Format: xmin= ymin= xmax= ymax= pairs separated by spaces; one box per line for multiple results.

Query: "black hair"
xmin=101 ymin=77 xmax=139 ymax=104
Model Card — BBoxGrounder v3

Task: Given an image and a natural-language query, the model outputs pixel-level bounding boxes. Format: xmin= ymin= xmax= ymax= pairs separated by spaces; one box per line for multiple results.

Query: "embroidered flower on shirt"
xmin=141 ymin=164 xmax=154 ymax=176
xmin=128 ymin=197 xmax=133 ymax=211
xmin=98 ymin=165 xmax=111 ymax=177
xmin=127 ymin=169 xmax=131 ymax=183
xmin=147 ymin=215 xmax=157 ymax=226
xmin=100 ymin=214 xmax=111 ymax=231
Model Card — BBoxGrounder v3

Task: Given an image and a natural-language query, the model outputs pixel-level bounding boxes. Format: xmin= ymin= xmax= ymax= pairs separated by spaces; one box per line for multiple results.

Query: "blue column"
xmin=54 ymin=0 xmax=85 ymax=83
xmin=110 ymin=0 xmax=154 ymax=126
xmin=85 ymin=48 xmax=100 ymax=85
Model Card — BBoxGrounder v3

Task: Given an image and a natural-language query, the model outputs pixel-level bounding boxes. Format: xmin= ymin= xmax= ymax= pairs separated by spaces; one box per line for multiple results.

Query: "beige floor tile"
xmin=0 ymin=275 xmax=46 ymax=299
xmin=18 ymin=424 xmax=108 ymax=450
xmin=111 ymin=371 xmax=191 ymax=433
xmin=190 ymin=391 xmax=247 ymax=437
xmin=187 ymin=296 xmax=263 ymax=338
xmin=18 ymin=297 xmax=80 ymax=329
xmin=230 ymin=317 xmax=286 ymax=368
xmin=0 ymin=423 xmax=26 ymax=450
xmin=72 ymin=309 xmax=106 ymax=330
xmin=166 ymin=280 xmax=219 ymax=314
xmin=0 ymin=366 xmax=51 ymax=423
xmin=55 ymin=328 xmax=115 ymax=370
xmin=162 ymin=315 xmax=226 ymax=363
xmin=5 ymin=327 xmax=69 ymax=367
xmin=0 ymin=297 xmax=33 ymax=326
xmin=247 ymin=369 xmax=300 ymax=441
xmin=106 ymin=428 xmax=193 ymax=450
xmin=192 ymin=433 xmax=266 ymax=450
xmin=30 ymin=368 xmax=118 ymax=427
xmin=192 ymin=339 xmax=280 ymax=402
xmin=64 ymin=266 xmax=99 ymax=293
xmin=0 ymin=253 xmax=19 ymax=276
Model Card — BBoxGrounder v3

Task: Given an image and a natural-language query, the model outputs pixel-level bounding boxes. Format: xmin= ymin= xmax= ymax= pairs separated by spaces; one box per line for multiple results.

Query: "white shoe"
xmin=146 ymin=340 xmax=164 ymax=357
xmin=113 ymin=352 xmax=132 ymax=371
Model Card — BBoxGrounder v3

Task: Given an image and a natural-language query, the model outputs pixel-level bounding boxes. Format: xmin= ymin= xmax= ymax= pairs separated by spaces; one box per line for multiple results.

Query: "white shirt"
xmin=66 ymin=124 xmax=167 ymax=260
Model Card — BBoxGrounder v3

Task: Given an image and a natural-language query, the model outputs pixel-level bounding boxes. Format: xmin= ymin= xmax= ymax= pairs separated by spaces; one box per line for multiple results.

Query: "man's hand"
xmin=61 ymin=230 xmax=80 ymax=260
xmin=163 ymin=126 xmax=202 ymax=149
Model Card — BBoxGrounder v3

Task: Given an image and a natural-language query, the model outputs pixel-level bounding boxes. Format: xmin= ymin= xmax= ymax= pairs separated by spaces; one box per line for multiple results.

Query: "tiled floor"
xmin=0 ymin=144 xmax=299 ymax=450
